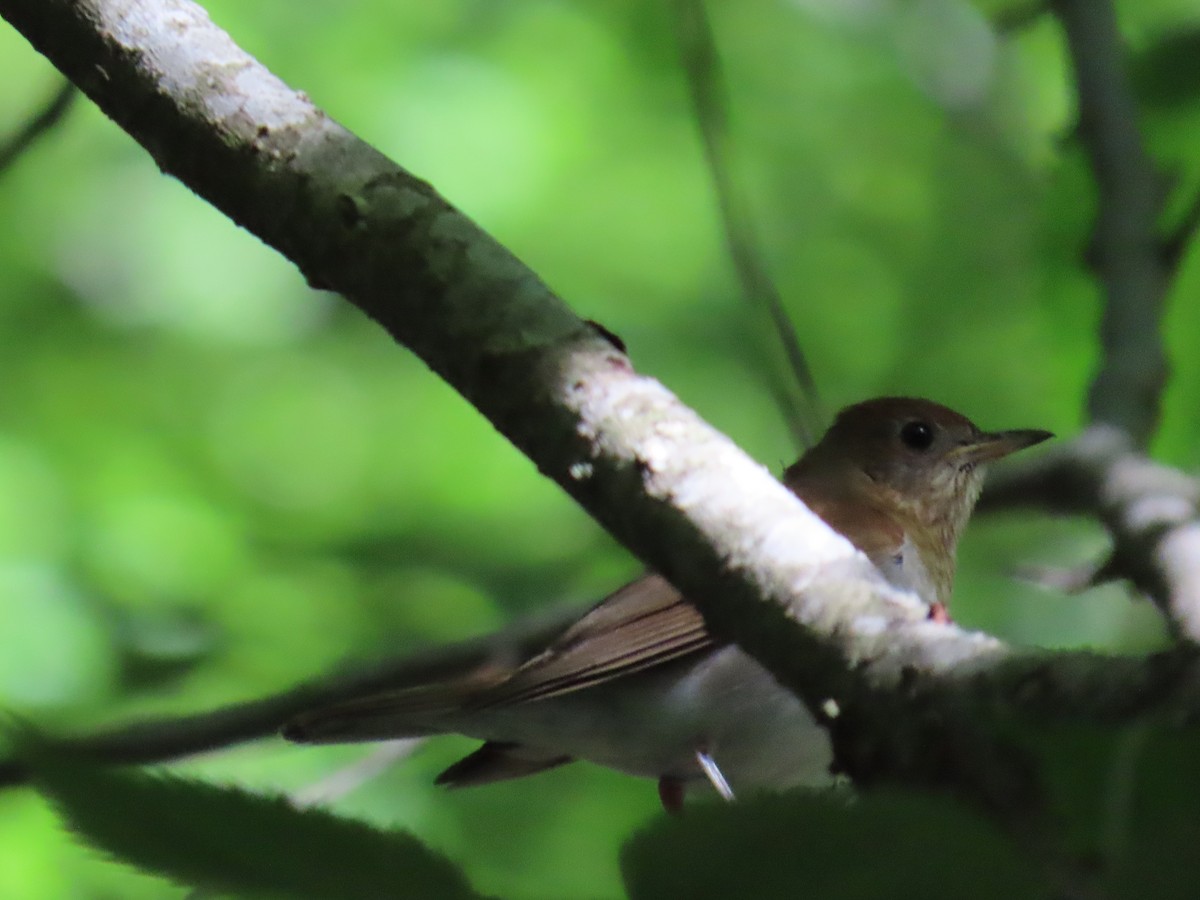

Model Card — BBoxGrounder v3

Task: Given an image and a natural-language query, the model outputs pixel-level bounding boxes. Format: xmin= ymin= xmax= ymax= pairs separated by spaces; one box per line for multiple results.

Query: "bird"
xmin=283 ymin=397 xmax=1051 ymax=810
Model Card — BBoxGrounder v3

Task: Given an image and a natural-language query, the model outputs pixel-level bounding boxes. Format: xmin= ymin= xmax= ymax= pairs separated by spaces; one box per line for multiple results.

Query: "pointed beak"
xmin=957 ymin=428 xmax=1053 ymax=465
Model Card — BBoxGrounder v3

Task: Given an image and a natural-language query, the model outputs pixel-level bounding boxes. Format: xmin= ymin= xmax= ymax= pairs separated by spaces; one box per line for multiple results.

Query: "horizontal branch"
xmin=981 ymin=427 xmax=1200 ymax=640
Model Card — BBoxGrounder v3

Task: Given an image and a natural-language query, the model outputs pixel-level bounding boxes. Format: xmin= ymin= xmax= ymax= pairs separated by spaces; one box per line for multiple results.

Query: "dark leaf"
xmin=622 ymin=788 xmax=1044 ymax=900
xmin=18 ymin=735 xmax=483 ymax=900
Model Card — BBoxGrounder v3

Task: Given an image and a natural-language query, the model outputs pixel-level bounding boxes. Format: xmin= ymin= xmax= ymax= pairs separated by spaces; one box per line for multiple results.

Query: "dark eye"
xmin=900 ymin=420 xmax=935 ymax=451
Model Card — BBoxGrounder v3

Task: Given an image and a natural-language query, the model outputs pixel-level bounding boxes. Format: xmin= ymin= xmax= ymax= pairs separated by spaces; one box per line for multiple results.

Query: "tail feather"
xmin=280 ymin=606 xmax=585 ymax=744
xmin=281 ymin=697 xmax=441 ymax=743
xmin=283 ymin=676 xmax=501 ymax=744
xmin=436 ymin=741 xmax=572 ymax=787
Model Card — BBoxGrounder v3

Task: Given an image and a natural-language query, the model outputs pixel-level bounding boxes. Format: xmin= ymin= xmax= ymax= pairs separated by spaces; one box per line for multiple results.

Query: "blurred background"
xmin=2 ymin=0 xmax=1200 ymax=896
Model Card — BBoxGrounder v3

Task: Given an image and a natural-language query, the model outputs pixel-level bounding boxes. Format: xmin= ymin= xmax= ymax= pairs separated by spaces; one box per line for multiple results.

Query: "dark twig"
xmin=1161 ymin=186 xmax=1200 ymax=271
xmin=976 ymin=2 xmax=1197 ymax=646
xmin=0 ymin=607 xmax=582 ymax=788
xmin=671 ymin=0 xmax=822 ymax=449
xmin=1053 ymin=0 xmax=1170 ymax=447
xmin=0 ymin=79 xmax=76 ymax=177
xmin=8 ymin=604 xmax=1200 ymax=800
xmin=994 ymin=2 xmax=1051 ymax=34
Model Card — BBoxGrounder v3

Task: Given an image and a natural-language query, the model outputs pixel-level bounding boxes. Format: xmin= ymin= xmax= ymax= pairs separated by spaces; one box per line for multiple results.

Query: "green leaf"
xmin=1034 ymin=726 xmax=1200 ymax=900
xmin=621 ymin=789 xmax=1044 ymax=900
xmin=19 ymin=737 xmax=483 ymax=900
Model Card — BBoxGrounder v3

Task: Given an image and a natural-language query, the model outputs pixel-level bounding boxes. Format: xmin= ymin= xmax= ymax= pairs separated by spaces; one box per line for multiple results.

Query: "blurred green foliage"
xmin=2 ymin=0 xmax=1200 ymax=896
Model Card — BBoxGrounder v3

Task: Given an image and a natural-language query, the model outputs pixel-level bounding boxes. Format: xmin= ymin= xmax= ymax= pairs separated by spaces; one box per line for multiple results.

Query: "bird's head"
xmin=784 ymin=397 xmax=1052 ymax=605
xmin=796 ymin=397 xmax=1050 ymax=524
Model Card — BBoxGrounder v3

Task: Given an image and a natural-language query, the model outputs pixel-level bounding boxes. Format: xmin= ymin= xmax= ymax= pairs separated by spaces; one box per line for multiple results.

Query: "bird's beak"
xmin=956 ymin=428 xmax=1053 ymax=465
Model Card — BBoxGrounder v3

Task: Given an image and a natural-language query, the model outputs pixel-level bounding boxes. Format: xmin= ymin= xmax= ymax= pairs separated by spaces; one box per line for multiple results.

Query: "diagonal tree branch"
xmin=0 ymin=0 xmax=976 ymax=797
xmin=4 ymin=0 xmax=861 ymax=640
xmin=7 ymin=0 xmax=1200 ymax=823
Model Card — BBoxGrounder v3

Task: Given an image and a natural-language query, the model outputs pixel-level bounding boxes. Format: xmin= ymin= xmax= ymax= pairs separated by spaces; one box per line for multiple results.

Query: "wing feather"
xmin=284 ymin=573 xmax=716 ymax=741
xmin=472 ymin=573 xmax=714 ymax=708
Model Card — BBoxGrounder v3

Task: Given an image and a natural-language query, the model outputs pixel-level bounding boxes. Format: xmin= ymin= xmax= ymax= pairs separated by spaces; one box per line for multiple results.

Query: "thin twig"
xmin=671 ymin=0 xmax=822 ymax=449
xmin=1053 ymin=0 xmax=1170 ymax=447
xmin=290 ymin=740 xmax=421 ymax=809
xmin=994 ymin=1 xmax=1052 ymax=34
xmin=976 ymin=2 xmax=1196 ymax=647
xmin=0 ymin=605 xmax=584 ymax=789
xmin=982 ymin=427 xmax=1200 ymax=641
xmin=1161 ymin=185 xmax=1200 ymax=271
xmin=0 ymin=79 xmax=76 ymax=177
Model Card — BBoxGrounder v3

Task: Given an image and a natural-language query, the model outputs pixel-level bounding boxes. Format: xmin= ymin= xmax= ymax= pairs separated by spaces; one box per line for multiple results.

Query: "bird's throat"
xmin=790 ymin=471 xmax=977 ymax=609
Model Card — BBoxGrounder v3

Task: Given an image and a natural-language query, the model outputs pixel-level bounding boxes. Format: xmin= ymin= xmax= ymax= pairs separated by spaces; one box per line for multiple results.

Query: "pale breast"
xmin=447 ymin=645 xmax=834 ymax=793
xmin=867 ymin=533 xmax=941 ymax=607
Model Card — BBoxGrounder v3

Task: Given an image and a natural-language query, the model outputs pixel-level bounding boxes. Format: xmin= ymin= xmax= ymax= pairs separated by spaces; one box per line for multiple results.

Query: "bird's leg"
xmin=656 ymin=750 xmax=736 ymax=812
xmin=695 ymin=749 xmax=735 ymax=802
xmin=657 ymin=776 xmax=686 ymax=814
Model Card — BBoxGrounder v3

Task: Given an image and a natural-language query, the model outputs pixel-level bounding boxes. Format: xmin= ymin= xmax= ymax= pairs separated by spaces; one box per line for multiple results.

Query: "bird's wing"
xmin=473 ymin=572 xmax=715 ymax=708
xmin=283 ymin=573 xmax=714 ymax=742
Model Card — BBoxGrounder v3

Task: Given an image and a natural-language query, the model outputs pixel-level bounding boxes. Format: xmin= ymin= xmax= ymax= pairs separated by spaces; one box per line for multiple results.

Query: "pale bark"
xmin=3 ymin=0 xmax=1200 ymax=818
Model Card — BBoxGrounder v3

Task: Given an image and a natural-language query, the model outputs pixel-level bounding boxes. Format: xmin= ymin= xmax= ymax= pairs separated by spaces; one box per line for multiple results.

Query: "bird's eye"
xmin=900 ymin=420 xmax=935 ymax=451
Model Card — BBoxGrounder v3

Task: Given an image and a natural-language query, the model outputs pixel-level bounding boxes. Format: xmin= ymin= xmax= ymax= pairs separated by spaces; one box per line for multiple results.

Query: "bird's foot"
xmin=657 ymin=751 xmax=736 ymax=813
xmin=696 ymin=749 xmax=735 ymax=802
